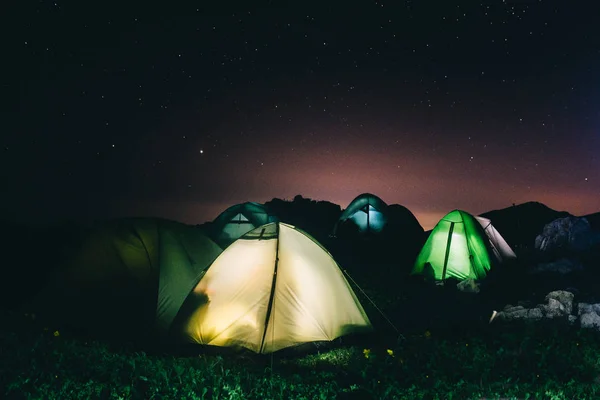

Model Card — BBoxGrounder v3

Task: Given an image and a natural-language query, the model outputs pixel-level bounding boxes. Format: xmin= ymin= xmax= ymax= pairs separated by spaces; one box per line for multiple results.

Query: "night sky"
xmin=4 ymin=1 xmax=599 ymax=230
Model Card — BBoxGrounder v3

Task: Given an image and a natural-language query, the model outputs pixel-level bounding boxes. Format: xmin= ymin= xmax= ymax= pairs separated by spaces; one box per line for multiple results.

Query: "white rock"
xmin=580 ymin=312 xmax=600 ymax=330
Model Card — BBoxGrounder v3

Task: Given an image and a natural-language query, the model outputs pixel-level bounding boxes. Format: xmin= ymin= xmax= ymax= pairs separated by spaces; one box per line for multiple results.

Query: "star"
xmin=6 ymin=0 xmax=599 ymax=230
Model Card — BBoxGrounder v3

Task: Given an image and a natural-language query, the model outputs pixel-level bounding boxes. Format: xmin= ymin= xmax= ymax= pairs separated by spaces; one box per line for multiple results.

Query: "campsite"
xmin=5 ymin=1 xmax=600 ymax=398
xmin=2 ymin=197 xmax=600 ymax=399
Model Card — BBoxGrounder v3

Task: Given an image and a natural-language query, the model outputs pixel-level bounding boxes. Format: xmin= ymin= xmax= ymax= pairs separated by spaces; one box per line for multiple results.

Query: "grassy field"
xmin=2 ymin=308 xmax=600 ymax=400
xmin=2 ymin=233 xmax=600 ymax=399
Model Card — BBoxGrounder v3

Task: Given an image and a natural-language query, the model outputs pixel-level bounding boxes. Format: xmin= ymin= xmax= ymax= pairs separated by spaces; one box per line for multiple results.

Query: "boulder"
xmin=580 ymin=312 xmax=600 ymax=330
xmin=535 ymin=216 xmax=600 ymax=253
xmin=498 ymin=305 xmax=542 ymax=321
xmin=578 ymin=303 xmax=600 ymax=315
xmin=493 ymin=291 xmax=600 ymax=331
xmin=544 ymin=290 xmax=574 ymax=316
xmin=495 ymin=290 xmax=575 ymax=322
xmin=578 ymin=303 xmax=600 ymax=330
xmin=456 ymin=278 xmax=480 ymax=294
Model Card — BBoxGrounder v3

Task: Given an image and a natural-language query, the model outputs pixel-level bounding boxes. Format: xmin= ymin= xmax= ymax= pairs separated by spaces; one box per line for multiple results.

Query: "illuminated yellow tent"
xmin=29 ymin=218 xmax=223 ymax=339
xmin=176 ymin=222 xmax=372 ymax=353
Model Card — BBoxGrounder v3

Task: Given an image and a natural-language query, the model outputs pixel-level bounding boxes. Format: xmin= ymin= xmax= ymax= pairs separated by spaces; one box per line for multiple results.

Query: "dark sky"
xmin=4 ymin=0 xmax=599 ymax=229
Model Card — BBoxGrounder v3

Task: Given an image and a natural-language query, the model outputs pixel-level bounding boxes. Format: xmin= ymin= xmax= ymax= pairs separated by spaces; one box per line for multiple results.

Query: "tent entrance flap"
xmin=441 ymin=222 xmax=455 ymax=281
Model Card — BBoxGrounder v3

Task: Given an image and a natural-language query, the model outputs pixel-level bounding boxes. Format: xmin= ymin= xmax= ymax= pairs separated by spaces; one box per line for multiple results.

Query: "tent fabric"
xmin=156 ymin=224 xmax=225 ymax=333
xmin=333 ymin=193 xmax=389 ymax=236
xmin=178 ymin=222 xmax=372 ymax=354
xmin=412 ymin=210 xmax=498 ymax=281
xmin=31 ymin=218 xmax=223 ymax=337
xmin=210 ymin=202 xmax=279 ymax=248
xmin=475 ymin=216 xmax=517 ymax=262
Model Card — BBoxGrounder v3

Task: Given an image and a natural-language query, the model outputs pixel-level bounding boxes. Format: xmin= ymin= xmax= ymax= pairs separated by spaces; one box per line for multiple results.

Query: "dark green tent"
xmin=30 ymin=218 xmax=223 ymax=339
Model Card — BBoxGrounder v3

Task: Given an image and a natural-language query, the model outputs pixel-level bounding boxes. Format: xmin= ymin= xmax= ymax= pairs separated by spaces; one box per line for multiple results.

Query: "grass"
xmin=2 ymin=309 xmax=600 ymax=399
xmin=3 ymin=240 xmax=600 ymax=399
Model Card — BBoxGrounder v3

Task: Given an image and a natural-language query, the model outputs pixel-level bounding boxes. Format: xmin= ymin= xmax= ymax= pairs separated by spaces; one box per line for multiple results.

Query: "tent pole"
xmin=259 ymin=223 xmax=280 ymax=354
xmin=441 ymin=222 xmax=455 ymax=283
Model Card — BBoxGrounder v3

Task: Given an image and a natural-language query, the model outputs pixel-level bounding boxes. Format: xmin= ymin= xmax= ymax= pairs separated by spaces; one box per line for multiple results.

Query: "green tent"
xmin=209 ymin=202 xmax=279 ymax=249
xmin=175 ymin=222 xmax=372 ymax=353
xmin=333 ymin=193 xmax=388 ymax=236
xmin=30 ymin=218 xmax=223 ymax=339
xmin=412 ymin=210 xmax=496 ymax=281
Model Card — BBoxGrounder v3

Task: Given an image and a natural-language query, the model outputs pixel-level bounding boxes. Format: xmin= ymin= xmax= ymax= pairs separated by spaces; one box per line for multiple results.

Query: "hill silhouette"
xmin=264 ymin=195 xmax=342 ymax=243
xmin=585 ymin=212 xmax=600 ymax=231
xmin=480 ymin=201 xmax=573 ymax=250
xmin=1 ymin=199 xmax=598 ymax=314
xmin=386 ymin=204 xmax=424 ymax=238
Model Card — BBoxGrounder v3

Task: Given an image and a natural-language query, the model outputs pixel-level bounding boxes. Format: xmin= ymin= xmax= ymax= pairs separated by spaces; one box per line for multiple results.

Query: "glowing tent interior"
xmin=411 ymin=210 xmax=516 ymax=281
xmin=332 ymin=193 xmax=389 ymax=237
xmin=208 ymin=202 xmax=279 ymax=249
xmin=175 ymin=222 xmax=373 ymax=354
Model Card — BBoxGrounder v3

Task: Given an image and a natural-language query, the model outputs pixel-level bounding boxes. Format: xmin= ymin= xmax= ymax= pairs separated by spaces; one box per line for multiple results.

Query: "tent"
xmin=412 ymin=210 xmax=515 ymax=281
xmin=209 ymin=202 xmax=279 ymax=248
xmin=333 ymin=193 xmax=389 ymax=236
xmin=175 ymin=222 xmax=372 ymax=354
xmin=29 ymin=218 xmax=223 ymax=338
xmin=475 ymin=216 xmax=517 ymax=261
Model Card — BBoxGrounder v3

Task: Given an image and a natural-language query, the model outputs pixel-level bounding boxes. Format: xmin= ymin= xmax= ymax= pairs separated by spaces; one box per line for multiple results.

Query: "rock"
xmin=577 ymin=303 xmax=600 ymax=331
xmin=456 ymin=278 xmax=480 ymax=293
xmin=579 ymin=303 xmax=600 ymax=315
xmin=495 ymin=291 xmax=575 ymax=322
xmin=494 ymin=292 xmax=600 ymax=331
xmin=544 ymin=298 xmax=566 ymax=318
xmin=529 ymin=258 xmax=584 ymax=275
xmin=526 ymin=308 xmax=544 ymax=320
xmin=535 ymin=216 xmax=600 ymax=253
xmin=502 ymin=304 xmax=524 ymax=313
xmin=580 ymin=312 xmax=600 ymax=330
xmin=544 ymin=290 xmax=574 ymax=315
xmin=497 ymin=305 xmax=537 ymax=321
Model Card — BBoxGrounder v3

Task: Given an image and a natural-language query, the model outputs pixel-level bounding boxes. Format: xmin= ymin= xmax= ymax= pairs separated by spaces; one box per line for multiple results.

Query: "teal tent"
xmin=209 ymin=202 xmax=279 ymax=248
xmin=333 ymin=193 xmax=388 ymax=236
